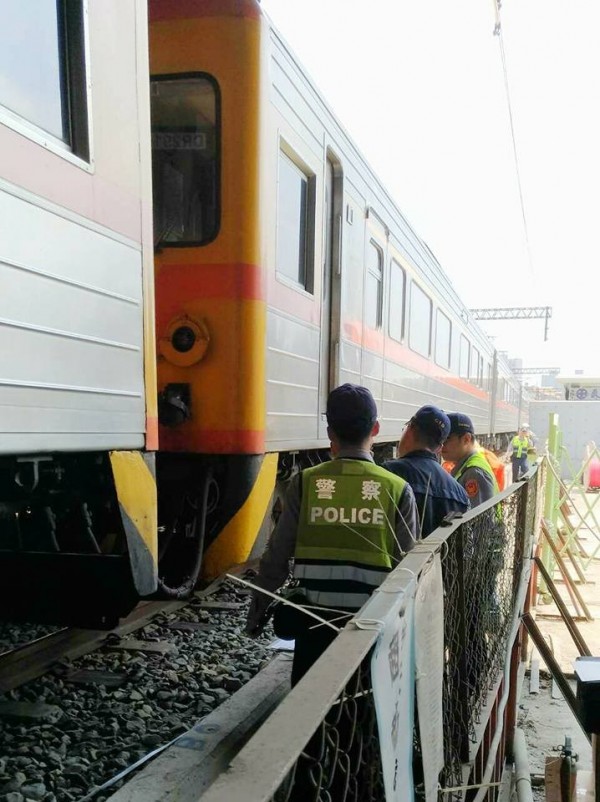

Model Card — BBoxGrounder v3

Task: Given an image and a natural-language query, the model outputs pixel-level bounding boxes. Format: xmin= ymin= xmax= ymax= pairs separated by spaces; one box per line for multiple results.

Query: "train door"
xmin=362 ymin=209 xmax=387 ymax=400
xmin=318 ymin=153 xmax=343 ymax=440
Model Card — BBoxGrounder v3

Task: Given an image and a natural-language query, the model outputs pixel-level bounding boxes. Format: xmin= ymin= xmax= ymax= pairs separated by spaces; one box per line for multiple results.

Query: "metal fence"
xmin=201 ymin=467 xmax=542 ymax=802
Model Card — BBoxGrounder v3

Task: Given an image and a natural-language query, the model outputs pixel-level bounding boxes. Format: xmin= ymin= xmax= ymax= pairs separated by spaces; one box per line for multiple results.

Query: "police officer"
xmin=383 ymin=405 xmax=469 ymax=537
xmin=245 ymin=383 xmax=418 ymax=685
xmin=508 ymin=426 xmax=531 ymax=481
xmin=442 ymin=413 xmax=498 ymax=507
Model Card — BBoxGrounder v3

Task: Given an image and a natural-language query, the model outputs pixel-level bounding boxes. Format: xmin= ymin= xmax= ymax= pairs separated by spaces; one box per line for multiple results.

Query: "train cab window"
xmin=389 ymin=259 xmax=405 ymax=341
xmin=0 ymin=1 xmax=89 ymax=160
xmin=459 ymin=335 xmax=470 ymax=379
xmin=409 ymin=282 xmax=432 ymax=357
xmin=434 ymin=309 xmax=451 ymax=369
xmin=365 ymin=241 xmax=383 ymax=329
xmin=276 ymin=150 xmax=315 ymax=291
xmin=151 ymin=75 xmax=220 ymax=246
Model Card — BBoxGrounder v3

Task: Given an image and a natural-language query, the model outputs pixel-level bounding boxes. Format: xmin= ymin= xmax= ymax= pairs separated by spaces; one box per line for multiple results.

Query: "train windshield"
xmin=151 ymin=75 xmax=220 ymax=247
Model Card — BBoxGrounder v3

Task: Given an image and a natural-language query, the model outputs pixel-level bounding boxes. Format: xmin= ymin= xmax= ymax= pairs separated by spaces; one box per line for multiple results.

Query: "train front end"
xmin=149 ymin=0 xmax=277 ymax=589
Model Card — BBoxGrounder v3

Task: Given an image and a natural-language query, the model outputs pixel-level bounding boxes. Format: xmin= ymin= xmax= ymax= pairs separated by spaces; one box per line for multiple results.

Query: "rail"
xmin=201 ymin=467 xmax=542 ymax=802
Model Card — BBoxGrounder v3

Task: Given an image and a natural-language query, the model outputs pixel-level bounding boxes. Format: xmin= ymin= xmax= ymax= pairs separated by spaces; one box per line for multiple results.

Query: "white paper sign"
xmin=371 ymin=588 xmax=416 ymax=802
xmin=415 ymin=554 xmax=445 ymax=801
xmin=268 ymin=638 xmax=295 ymax=651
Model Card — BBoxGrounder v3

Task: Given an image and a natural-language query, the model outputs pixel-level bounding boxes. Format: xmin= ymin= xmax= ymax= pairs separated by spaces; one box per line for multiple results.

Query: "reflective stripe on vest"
xmin=300 ymin=588 xmax=372 ymax=609
xmin=294 ymin=561 xmax=391 ymax=588
xmin=512 ymin=436 xmax=529 ymax=459
xmin=295 ymin=459 xmax=407 ymax=610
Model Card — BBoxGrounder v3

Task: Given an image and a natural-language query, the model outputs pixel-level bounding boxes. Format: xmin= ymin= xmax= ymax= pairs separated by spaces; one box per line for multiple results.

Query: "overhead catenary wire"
xmin=493 ymin=1 xmax=536 ymax=281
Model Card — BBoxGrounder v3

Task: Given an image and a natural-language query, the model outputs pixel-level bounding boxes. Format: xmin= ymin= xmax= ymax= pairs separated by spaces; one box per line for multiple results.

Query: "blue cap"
xmin=448 ymin=412 xmax=475 ymax=436
xmin=326 ymin=383 xmax=378 ymax=427
xmin=411 ymin=405 xmax=451 ymax=444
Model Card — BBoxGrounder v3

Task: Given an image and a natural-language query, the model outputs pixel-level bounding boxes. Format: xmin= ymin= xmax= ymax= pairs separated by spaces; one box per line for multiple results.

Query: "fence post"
xmin=506 ymin=481 xmax=532 ymax=763
xmin=541 ymin=413 xmax=560 ymax=600
xmin=454 ymin=524 xmax=471 ymax=762
xmin=512 ymin=481 xmax=529 ymax=600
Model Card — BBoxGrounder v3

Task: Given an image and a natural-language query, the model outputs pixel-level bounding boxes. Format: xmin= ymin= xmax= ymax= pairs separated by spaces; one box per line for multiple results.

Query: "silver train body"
xmin=261 ymin=19 xmax=526 ymax=454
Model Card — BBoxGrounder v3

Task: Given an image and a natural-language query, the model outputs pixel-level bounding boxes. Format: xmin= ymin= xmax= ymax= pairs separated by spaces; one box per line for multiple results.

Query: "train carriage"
xmin=0 ymin=0 xmax=157 ymax=624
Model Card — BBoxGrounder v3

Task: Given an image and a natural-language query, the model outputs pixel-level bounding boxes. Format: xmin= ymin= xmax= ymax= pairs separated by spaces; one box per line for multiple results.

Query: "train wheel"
xmin=156 ymin=466 xmax=214 ymax=599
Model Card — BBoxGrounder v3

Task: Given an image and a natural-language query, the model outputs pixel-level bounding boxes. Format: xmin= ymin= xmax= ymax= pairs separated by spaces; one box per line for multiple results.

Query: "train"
xmin=0 ymin=0 xmax=527 ymax=626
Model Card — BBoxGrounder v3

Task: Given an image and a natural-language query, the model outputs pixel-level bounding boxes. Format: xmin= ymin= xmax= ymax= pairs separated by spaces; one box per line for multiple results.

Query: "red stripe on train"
xmin=149 ymin=0 xmax=261 ymax=23
xmin=159 ymin=426 xmax=265 ymax=454
xmin=156 ymin=261 xmax=264 ymax=322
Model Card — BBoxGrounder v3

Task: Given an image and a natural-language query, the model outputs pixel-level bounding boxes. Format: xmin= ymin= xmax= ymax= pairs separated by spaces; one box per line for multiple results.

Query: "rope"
xmin=226 ymin=573 xmax=341 ymax=633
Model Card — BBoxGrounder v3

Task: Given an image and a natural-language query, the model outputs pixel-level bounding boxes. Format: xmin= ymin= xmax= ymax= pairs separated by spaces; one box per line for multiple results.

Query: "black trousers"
xmin=291 ymin=620 xmax=339 ymax=686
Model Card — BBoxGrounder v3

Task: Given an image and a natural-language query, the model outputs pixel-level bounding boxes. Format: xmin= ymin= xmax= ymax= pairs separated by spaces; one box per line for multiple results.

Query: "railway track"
xmin=0 ymin=573 xmax=282 ymax=802
xmin=0 ymin=572 xmax=230 ymax=692
xmin=0 ymin=596 xmax=210 ymax=694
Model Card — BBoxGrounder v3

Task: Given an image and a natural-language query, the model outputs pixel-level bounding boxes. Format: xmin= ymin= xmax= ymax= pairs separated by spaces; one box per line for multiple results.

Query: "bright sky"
xmin=260 ymin=0 xmax=600 ymax=378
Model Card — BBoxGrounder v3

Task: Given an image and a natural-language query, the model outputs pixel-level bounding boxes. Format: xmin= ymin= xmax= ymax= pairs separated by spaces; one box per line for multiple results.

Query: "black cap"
xmin=326 ymin=384 xmax=378 ymax=428
xmin=411 ymin=405 xmax=451 ymax=445
xmin=448 ymin=412 xmax=475 ymax=436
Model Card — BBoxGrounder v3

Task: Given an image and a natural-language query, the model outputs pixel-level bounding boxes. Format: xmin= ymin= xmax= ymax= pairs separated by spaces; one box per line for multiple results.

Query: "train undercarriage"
xmin=0 ymin=434 xmax=515 ymax=627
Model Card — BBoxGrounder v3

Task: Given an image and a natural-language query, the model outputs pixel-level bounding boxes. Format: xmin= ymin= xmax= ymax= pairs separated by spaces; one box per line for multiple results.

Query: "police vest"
xmin=454 ymin=451 xmax=502 ymax=521
xmin=295 ymin=459 xmax=408 ymax=611
xmin=512 ymin=436 xmax=529 ymax=459
xmin=454 ymin=451 xmax=499 ymax=492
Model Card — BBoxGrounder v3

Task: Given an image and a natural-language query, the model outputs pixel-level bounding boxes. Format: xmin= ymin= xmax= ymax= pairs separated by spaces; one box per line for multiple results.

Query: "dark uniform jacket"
xmin=383 ymin=449 xmax=469 ymax=538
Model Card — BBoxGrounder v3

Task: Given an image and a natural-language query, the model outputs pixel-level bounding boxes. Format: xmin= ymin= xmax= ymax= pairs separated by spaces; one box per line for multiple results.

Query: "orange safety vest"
xmin=480 ymin=448 xmax=506 ymax=491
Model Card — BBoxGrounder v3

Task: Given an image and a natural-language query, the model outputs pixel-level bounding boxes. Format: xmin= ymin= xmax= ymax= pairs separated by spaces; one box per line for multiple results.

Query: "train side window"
xmin=389 ymin=259 xmax=405 ymax=341
xmin=472 ymin=347 xmax=480 ymax=384
xmin=0 ymin=0 xmax=89 ymax=161
xmin=276 ymin=150 xmax=315 ymax=292
xmin=409 ymin=282 xmax=432 ymax=357
xmin=152 ymin=75 xmax=220 ymax=247
xmin=459 ymin=335 xmax=470 ymax=378
xmin=365 ymin=240 xmax=383 ymax=329
xmin=435 ymin=309 xmax=451 ymax=369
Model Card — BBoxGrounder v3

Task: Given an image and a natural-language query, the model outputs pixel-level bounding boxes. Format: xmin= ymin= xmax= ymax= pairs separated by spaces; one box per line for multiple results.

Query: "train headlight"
xmin=159 ymin=316 xmax=210 ymax=366
xmin=171 ymin=325 xmax=196 ymax=353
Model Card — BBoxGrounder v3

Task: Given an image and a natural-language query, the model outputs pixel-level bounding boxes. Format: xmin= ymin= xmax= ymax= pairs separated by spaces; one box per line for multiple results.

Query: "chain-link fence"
xmin=437 ymin=471 xmax=539 ymax=802
xmin=201 ymin=468 xmax=541 ymax=802
xmin=274 ymin=659 xmax=384 ymax=802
